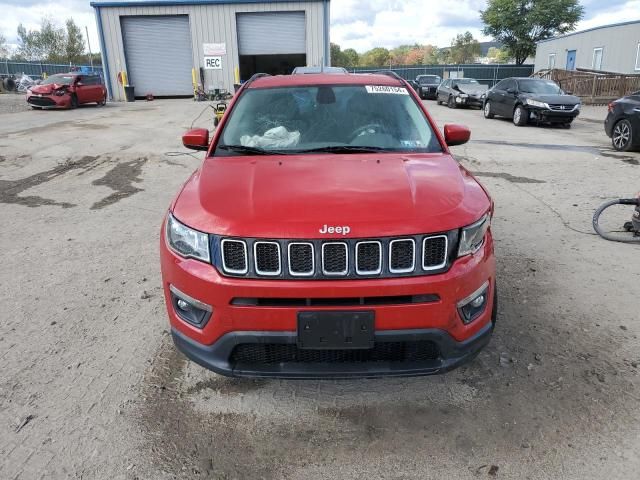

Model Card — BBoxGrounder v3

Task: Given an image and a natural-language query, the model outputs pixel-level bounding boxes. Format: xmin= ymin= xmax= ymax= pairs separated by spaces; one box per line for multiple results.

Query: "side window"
xmin=505 ymin=79 xmax=516 ymax=91
xmin=493 ymin=79 xmax=507 ymax=90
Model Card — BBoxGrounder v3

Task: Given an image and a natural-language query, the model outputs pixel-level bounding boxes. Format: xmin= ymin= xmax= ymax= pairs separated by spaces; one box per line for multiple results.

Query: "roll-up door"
xmin=121 ymin=16 xmax=193 ymax=96
xmin=237 ymin=12 xmax=306 ymax=55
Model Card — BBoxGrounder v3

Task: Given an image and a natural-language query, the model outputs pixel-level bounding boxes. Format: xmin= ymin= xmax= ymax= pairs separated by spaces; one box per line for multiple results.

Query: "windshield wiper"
xmin=218 ymin=144 xmax=284 ymax=155
xmin=294 ymin=145 xmax=391 ymax=154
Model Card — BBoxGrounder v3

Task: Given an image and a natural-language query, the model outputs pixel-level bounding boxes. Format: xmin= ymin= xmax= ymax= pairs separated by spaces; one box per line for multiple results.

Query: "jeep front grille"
xmin=217 ymin=233 xmax=455 ymax=279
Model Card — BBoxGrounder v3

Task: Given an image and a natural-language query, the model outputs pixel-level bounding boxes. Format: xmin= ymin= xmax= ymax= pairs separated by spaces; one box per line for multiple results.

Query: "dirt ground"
xmin=0 ymin=97 xmax=639 ymax=480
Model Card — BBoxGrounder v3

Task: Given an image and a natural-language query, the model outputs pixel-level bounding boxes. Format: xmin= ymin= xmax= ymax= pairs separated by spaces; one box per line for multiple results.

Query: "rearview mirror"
xmin=444 ymin=124 xmax=471 ymax=146
xmin=182 ymin=128 xmax=209 ymax=151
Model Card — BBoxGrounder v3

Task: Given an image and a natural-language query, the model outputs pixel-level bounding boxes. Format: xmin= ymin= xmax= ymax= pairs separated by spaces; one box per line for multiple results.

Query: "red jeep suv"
xmin=160 ymin=72 xmax=496 ymax=378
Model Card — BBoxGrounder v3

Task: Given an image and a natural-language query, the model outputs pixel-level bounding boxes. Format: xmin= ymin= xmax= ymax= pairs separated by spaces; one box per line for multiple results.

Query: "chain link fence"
xmin=1 ymin=59 xmax=104 ymax=81
xmin=351 ymin=64 xmax=534 ymax=87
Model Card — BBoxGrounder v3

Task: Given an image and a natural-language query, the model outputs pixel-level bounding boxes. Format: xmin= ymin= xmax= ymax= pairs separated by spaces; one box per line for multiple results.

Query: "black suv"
xmin=415 ymin=75 xmax=441 ymax=99
xmin=483 ymin=77 xmax=580 ymax=128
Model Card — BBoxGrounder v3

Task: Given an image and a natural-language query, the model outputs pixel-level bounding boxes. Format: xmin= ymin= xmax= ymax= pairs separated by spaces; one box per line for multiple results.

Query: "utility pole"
xmin=85 ymin=26 xmax=93 ymax=68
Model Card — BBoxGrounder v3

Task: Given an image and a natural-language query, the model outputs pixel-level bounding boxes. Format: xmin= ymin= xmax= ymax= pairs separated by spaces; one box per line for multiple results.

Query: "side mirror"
xmin=506 ymin=87 xmax=517 ymax=94
xmin=444 ymin=124 xmax=471 ymax=146
xmin=182 ymin=128 xmax=209 ymax=151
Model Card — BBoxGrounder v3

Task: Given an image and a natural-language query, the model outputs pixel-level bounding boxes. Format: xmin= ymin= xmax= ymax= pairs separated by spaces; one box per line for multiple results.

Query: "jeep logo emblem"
xmin=319 ymin=224 xmax=351 ymax=235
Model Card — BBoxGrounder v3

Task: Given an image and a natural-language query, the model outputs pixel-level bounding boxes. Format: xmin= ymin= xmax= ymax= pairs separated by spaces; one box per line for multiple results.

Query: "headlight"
xmin=458 ymin=214 xmax=490 ymax=257
xmin=166 ymin=214 xmax=210 ymax=262
xmin=54 ymin=88 xmax=66 ymax=96
xmin=525 ymin=99 xmax=547 ymax=108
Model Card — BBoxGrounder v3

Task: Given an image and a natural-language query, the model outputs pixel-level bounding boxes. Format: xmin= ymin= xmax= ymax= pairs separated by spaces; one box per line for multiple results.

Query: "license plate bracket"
xmin=297 ymin=311 xmax=375 ymax=350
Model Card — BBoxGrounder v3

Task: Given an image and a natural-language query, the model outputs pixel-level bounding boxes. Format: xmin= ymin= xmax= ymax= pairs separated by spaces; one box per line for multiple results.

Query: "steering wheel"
xmin=349 ymin=123 xmax=387 ymax=143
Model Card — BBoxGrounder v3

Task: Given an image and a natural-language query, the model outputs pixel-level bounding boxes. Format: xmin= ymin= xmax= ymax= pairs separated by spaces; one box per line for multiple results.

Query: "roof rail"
xmin=375 ymin=70 xmax=405 ymax=83
xmin=244 ymin=73 xmax=271 ymax=88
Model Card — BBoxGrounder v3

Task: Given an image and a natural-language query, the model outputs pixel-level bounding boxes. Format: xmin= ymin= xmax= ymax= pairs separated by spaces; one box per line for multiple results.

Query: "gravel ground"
xmin=0 ymin=92 xmax=30 ymax=114
xmin=0 ymin=98 xmax=639 ymax=480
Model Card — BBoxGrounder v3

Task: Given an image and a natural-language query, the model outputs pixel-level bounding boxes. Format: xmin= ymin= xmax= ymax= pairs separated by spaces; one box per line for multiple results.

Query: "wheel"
xmin=98 ymin=95 xmax=106 ymax=106
xmin=612 ymin=119 xmax=634 ymax=151
xmin=436 ymin=96 xmax=442 ymax=105
xmin=30 ymin=106 xmax=42 ymax=110
xmin=483 ymin=101 xmax=494 ymax=119
xmin=513 ymin=105 xmax=527 ymax=126
xmin=70 ymin=94 xmax=78 ymax=109
xmin=562 ymin=122 xmax=572 ymax=129
xmin=447 ymin=95 xmax=457 ymax=109
xmin=214 ymin=117 xmax=220 ymax=127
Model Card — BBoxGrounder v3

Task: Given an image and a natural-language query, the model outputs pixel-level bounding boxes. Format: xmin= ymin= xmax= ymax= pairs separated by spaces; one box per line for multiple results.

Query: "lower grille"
xmin=27 ymin=96 xmax=57 ymax=106
xmin=230 ymin=341 xmax=440 ymax=365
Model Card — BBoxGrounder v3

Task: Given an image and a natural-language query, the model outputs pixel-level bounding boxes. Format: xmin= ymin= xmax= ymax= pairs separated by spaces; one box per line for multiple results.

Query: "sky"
xmin=0 ymin=0 xmax=638 ymax=55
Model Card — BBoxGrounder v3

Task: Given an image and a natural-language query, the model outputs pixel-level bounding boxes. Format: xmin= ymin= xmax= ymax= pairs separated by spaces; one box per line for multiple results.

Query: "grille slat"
xmin=389 ymin=239 xmax=415 ymax=273
xmin=254 ymin=241 xmax=281 ymax=275
xmin=230 ymin=341 xmax=440 ymax=365
xmin=322 ymin=242 xmax=348 ymax=275
xmin=221 ymin=239 xmax=248 ymax=274
xmin=356 ymin=241 xmax=382 ymax=274
xmin=288 ymin=243 xmax=314 ymax=276
xmin=423 ymin=236 xmax=448 ymax=269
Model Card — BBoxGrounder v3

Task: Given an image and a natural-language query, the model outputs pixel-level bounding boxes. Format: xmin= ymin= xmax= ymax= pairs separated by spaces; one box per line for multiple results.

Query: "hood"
xmin=30 ymin=83 xmax=67 ymax=94
xmin=456 ymin=84 xmax=488 ymax=95
xmin=521 ymin=93 xmax=580 ymax=105
xmin=172 ymin=153 xmax=491 ymax=239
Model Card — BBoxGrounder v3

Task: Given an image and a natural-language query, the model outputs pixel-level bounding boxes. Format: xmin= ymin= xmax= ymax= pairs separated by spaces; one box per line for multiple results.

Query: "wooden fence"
xmin=533 ymin=68 xmax=640 ymax=104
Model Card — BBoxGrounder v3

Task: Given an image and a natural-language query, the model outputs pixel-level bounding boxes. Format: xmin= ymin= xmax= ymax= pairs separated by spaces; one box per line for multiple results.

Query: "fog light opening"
xmin=457 ymin=281 xmax=490 ymax=325
xmin=169 ymin=285 xmax=212 ymax=328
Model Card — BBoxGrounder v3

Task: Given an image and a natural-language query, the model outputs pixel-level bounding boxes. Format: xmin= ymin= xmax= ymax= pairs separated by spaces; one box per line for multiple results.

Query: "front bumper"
xmin=171 ymin=320 xmax=494 ymax=378
xmin=456 ymin=96 xmax=484 ymax=108
xmin=420 ymin=87 xmax=438 ymax=98
xmin=527 ymin=106 xmax=579 ymax=123
xmin=26 ymin=93 xmax=71 ymax=108
xmin=161 ymin=225 xmax=496 ymax=378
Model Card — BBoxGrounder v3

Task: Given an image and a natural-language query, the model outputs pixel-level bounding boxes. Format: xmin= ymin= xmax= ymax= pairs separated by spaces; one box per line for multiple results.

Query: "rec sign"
xmin=204 ymin=56 xmax=222 ymax=70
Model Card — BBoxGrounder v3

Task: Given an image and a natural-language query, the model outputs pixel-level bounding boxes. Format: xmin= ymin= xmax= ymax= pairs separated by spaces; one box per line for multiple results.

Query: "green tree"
xmin=38 ymin=17 xmax=66 ymax=62
xmin=342 ymin=48 xmax=359 ymax=68
xmin=481 ymin=0 xmax=583 ymax=65
xmin=487 ymin=46 xmax=511 ymax=63
xmin=449 ymin=32 xmax=481 ymax=64
xmin=0 ymin=33 xmax=8 ymax=58
xmin=330 ymin=42 xmax=346 ymax=67
xmin=359 ymin=47 xmax=390 ymax=67
xmin=65 ymin=18 xmax=85 ymax=64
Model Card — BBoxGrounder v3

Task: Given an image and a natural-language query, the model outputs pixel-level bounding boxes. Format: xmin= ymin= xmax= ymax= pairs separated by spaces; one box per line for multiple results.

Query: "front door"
xmin=566 ymin=50 xmax=576 ymax=70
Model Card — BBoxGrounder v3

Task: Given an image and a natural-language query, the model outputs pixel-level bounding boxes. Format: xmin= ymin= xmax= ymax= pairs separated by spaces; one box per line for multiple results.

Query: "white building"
xmin=534 ymin=20 xmax=640 ymax=74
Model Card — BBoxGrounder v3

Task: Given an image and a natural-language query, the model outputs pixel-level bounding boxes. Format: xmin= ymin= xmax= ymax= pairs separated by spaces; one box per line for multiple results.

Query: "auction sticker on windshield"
xmin=365 ymin=85 xmax=409 ymax=95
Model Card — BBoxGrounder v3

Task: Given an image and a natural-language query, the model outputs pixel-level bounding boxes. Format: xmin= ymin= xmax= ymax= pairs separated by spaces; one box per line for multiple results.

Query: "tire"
xmin=447 ymin=95 xmax=457 ymax=109
xmin=483 ymin=101 xmax=494 ymax=119
xmin=98 ymin=95 xmax=106 ymax=106
xmin=30 ymin=106 xmax=42 ymax=110
xmin=513 ymin=105 xmax=527 ymax=126
xmin=70 ymin=94 xmax=78 ymax=109
xmin=612 ymin=119 xmax=634 ymax=151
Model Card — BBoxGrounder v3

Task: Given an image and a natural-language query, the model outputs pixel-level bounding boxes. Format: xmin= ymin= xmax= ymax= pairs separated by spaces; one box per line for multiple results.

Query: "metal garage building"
xmin=91 ymin=0 xmax=330 ymax=101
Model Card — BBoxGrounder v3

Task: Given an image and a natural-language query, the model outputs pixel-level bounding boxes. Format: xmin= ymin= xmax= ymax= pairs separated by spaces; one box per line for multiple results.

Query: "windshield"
xmin=518 ymin=79 xmax=561 ymax=94
xmin=454 ymin=79 xmax=479 ymax=85
xmin=42 ymin=74 xmax=74 ymax=86
xmin=418 ymin=76 xmax=441 ymax=85
xmin=217 ymin=85 xmax=442 ymax=155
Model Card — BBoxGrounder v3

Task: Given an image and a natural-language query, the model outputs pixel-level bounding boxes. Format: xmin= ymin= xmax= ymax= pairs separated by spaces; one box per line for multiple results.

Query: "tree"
xmin=359 ymin=47 xmax=390 ymax=67
xmin=342 ymin=48 xmax=359 ymax=68
xmin=481 ymin=0 xmax=583 ymax=65
xmin=449 ymin=32 xmax=481 ymax=64
xmin=487 ymin=46 xmax=511 ymax=63
xmin=0 ymin=33 xmax=8 ymax=58
xmin=65 ymin=19 xmax=85 ymax=64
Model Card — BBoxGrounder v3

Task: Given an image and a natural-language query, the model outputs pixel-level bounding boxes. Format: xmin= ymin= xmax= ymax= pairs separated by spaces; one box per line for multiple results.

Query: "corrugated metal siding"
xmin=121 ymin=15 xmax=193 ymax=95
xmin=98 ymin=1 xmax=326 ymax=101
xmin=237 ymin=11 xmax=305 ymax=55
xmin=534 ymin=22 xmax=640 ymax=74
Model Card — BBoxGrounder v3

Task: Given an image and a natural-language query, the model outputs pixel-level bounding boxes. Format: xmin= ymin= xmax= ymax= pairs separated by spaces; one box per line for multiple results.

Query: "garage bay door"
xmin=237 ymin=12 xmax=306 ymax=55
xmin=121 ymin=16 xmax=193 ymax=97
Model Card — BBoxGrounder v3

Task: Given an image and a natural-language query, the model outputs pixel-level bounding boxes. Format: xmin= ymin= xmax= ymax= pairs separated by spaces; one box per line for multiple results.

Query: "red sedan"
xmin=26 ymin=73 xmax=107 ymax=109
xmin=161 ymin=72 xmax=496 ymax=378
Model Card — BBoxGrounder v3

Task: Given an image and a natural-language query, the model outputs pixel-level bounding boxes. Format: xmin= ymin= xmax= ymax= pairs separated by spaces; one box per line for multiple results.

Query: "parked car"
xmin=162 ymin=72 xmax=497 ymax=379
xmin=415 ymin=74 xmax=442 ymax=99
xmin=483 ymin=77 xmax=580 ymax=128
xmin=26 ymin=73 xmax=107 ymax=109
xmin=437 ymin=78 xmax=487 ymax=109
xmin=292 ymin=66 xmax=348 ymax=74
xmin=604 ymin=91 xmax=640 ymax=151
